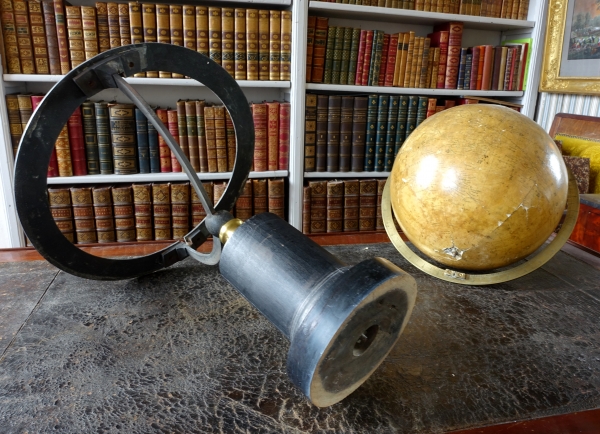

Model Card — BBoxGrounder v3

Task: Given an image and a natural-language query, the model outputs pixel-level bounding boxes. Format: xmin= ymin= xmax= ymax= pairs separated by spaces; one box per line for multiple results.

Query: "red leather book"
xmin=305 ymin=15 xmax=316 ymax=82
xmin=476 ymin=46 xmax=485 ymax=90
xmin=252 ymin=103 xmax=267 ymax=172
xmin=267 ymin=178 xmax=285 ymax=220
xmin=377 ymin=33 xmax=390 ymax=87
xmin=427 ymin=30 xmax=449 ymax=89
xmin=67 ymin=107 xmax=87 ymax=176
xmin=433 ymin=22 xmax=463 ymax=89
xmin=355 ymin=30 xmax=367 ymax=85
xmin=156 ymin=109 xmax=172 ymax=172
xmin=32 ymin=95 xmax=59 ymax=178
xmin=310 ymin=16 xmax=328 ymax=83
xmin=167 ymin=109 xmax=182 ymax=173
xmin=278 ymin=102 xmax=290 ymax=171
xmin=54 ymin=0 xmax=71 ymax=74
xmin=302 ymin=185 xmax=311 ymax=234
xmin=469 ymin=45 xmax=481 ymax=90
xmin=266 ymin=101 xmax=279 ymax=171
xmin=481 ymin=45 xmax=494 ymax=91
xmin=384 ymin=33 xmax=399 ymax=87
xmin=426 ymin=97 xmax=437 ymax=118
xmin=360 ymin=30 xmax=374 ymax=86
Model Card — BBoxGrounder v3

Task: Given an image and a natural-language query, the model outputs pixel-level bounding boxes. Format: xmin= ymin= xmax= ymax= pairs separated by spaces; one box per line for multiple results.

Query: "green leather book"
xmin=369 ymin=30 xmax=384 ymax=87
xmin=373 ymin=94 xmax=389 ymax=172
xmin=405 ymin=95 xmax=419 ymax=139
xmin=384 ymin=95 xmax=399 ymax=172
xmin=331 ymin=26 xmax=345 ymax=85
xmin=134 ymin=108 xmax=150 ymax=174
xmin=395 ymin=95 xmax=409 ymax=156
xmin=416 ymin=95 xmax=428 ymax=127
xmin=323 ymin=26 xmax=336 ymax=85
xmin=94 ymin=101 xmax=113 ymax=175
xmin=347 ymin=28 xmax=361 ymax=86
xmin=109 ymin=103 xmax=138 ymax=175
xmin=363 ymin=94 xmax=379 ymax=172
xmin=339 ymin=27 xmax=353 ymax=85
xmin=81 ymin=101 xmax=100 ymax=175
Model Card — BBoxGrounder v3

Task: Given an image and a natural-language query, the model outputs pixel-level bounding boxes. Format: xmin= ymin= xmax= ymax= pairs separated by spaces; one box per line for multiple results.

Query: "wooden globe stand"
xmin=382 ymin=168 xmax=580 ymax=285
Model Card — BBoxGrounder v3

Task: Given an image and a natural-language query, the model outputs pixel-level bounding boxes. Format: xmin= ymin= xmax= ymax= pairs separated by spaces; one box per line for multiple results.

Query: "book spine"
xmin=167 ymin=109 xmax=182 ymax=172
xmin=134 ymin=108 xmax=150 ymax=174
xmin=409 ymin=36 xmax=423 ymax=88
xmin=373 ymin=95 xmax=388 ymax=172
xmin=463 ymin=51 xmax=473 ymax=90
xmin=418 ymin=37 xmax=431 ymax=88
xmin=397 ymin=32 xmax=410 ymax=87
xmin=456 ymin=47 xmax=468 ymax=90
xmin=369 ymin=30 xmax=384 ymax=87
xmin=13 ymin=0 xmax=34 ymax=73
xmin=147 ymin=109 xmax=160 ymax=173
xmin=384 ymin=33 xmax=399 ymax=87
xmin=339 ymin=95 xmax=354 ymax=172
xmin=213 ymin=106 xmax=228 ymax=172
xmin=204 ymin=105 xmax=218 ymax=172
xmin=481 ymin=44 xmax=494 ymax=90
xmin=140 ymin=4 xmax=155 ymax=75
xmin=359 ymin=179 xmax=376 ymax=231
xmin=28 ymin=0 xmax=50 ymax=74
xmin=469 ymin=45 xmax=480 ymax=90
xmin=280 ymin=10 xmax=292 ymax=81
xmin=426 ymin=97 xmax=437 ymax=118
xmin=54 ymin=0 xmax=70 ymax=73
xmin=110 ymin=104 xmax=137 ymax=174
xmin=81 ymin=101 xmax=99 ymax=175
xmin=258 ymin=9 xmax=269 ymax=80
xmin=182 ymin=100 xmax=198 ymax=171
xmin=444 ymin=22 xmax=463 ymax=89
xmin=269 ymin=9 xmax=281 ymax=81
xmin=95 ymin=2 xmax=110 ymax=53
xmin=476 ymin=45 xmax=485 ymax=89
xmin=377 ymin=32 xmax=390 ymax=86
xmin=302 ymin=185 xmax=311 ymax=234
xmin=376 ymin=179 xmax=385 ymax=231
xmin=92 ymin=186 xmax=115 ymax=243
xmin=384 ymin=95 xmax=399 ymax=171
xmin=182 ymin=5 xmax=195 ymax=57
xmin=405 ymin=95 xmax=419 ymax=138
xmin=65 ymin=6 xmax=84 ymax=69
xmin=251 ymin=102 xmax=267 ymax=171
xmin=16 ymin=93 xmax=31 ymax=142
xmin=67 ymin=107 xmax=87 ymax=176
xmin=118 ymin=2 xmax=130 ymax=46
xmin=326 ymin=180 xmax=344 ymax=233
xmin=305 ymin=15 xmax=316 ymax=82
xmin=425 ymin=46 xmax=435 ymax=88
xmin=268 ymin=178 xmax=285 ymax=220
xmin=315 ymin=94 xmax=328 ymax=172
xmin=304 ymin=94 xmax=317 ymax=172
xmin=504 ymin=46 xmax=515 ymax=91
xmin=155 ymin=108 xmax=171 ymax=172
xmin=5 ymin=94 xmax=21 ymax=157
xmin=71 ymin=187 xmax=96 ymax=243
xmin=323 ymin=25 xmax=336 ymax=84
xmin=171 ymin=182 xmax=190 ymax=239
xmin=234 ymin=180 xmax=253 ymax=220
xmin=173 ymin=101 xmax=188 ymax=162
xmin=132 ymin=183 xmax=152 ymax=241
xmin=221 ymin=8 xmax=234 ymax=77
xmin=252 ymin=178 xmax=267 ymax=215
xmin=234 ymin=8 xmax=246 ymax=80
xmin=225 ymin=110 xmax=236 ymax=172
xmin=213 ymin=181 xmax=227 ymax=208
xmin=402 ymin=31 xmax=415 ymax=87
xmin=309 ymin=180 xmax=326 ymax=233
xmin=326 ymin=95 xmax=341 ymax=172
xmin=81 ymin=6 xmax=98 ymax=62
xmin=354 ymin=29 xmax=366 ymax=85
xmin=208 ymin=6 xmax=221 ymax=65
xmin=351 ymin=95 xmax=367 ymax=172
xmin=363 ymin=94 xmax=378 ymax=171
xmin=107 ymin=2 xmax=120 ymax=49
xmin=395 ymin=95 xmax=409 ymax=156
xmin=152 ymin=183 xmax=171 ymax=240
xmin=310 ymin=16 xmax=328 ymax=83
xmin=246 ymin=8 xmax=259 ymax=80
xmin=339 ymin=26 xmax=353 ymax=85
xmin=108 ymin=186 xmax=133 ymax=242
xmin=156 ymin=4 xmax=171 ymax=78
xmin=1 ymin=0 xmax=22 ymax=73
xmin=191 ymin=181 xmax=213 ymax=226
xmin=278 ymin=102 xmax=290 ymax=170
xmin=195 ymin=6 xmax=208 ymax=58
xmin=48 ymin=187 xmax=74 ymax=242
xmin=517 ymin=0 xmax=530 ymax=20
xmin=195 ymin=100 xmax=208 ymax=172
xmin=416 ymin=95 xmax=428 ymax=127
xmin=266 ymin=101 xmax=279 ymax=171
xmin=343 ymin=179 xmax=359 ymax=232
xmin=94 ymin=101 xmax=112 ymax=174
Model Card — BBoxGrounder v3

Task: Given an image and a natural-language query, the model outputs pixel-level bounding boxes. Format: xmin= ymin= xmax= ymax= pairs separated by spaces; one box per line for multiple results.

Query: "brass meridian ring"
xmin=382 ymin=167 xmax=580 ymax=285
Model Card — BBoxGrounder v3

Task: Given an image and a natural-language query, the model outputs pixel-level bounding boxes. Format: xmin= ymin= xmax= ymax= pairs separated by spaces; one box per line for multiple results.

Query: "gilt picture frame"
xmin=540 ymin=0 xmax=600 ymax=94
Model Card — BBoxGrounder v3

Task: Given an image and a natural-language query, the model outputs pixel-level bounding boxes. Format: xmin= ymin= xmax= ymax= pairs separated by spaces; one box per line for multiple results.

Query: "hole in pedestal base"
xmin=353 ymin=324 xmax=379 ymax=357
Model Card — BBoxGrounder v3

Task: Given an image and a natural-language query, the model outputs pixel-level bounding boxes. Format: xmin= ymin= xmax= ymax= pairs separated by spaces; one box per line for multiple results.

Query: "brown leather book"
xmin=81 ymin=6 xmax=98 ymax=61
xmin=234 ymin=180 xmax=252 ymax=220
xmin=65 ymin=6 xmax=84 ymax=69
xmin=175 ymin=100 xmax=189 ymax=160
xmin=167 ymin=109 xmax=182 ymax=172
xmin=278 ymin=102 xmax=290 ymax=171
xmin=225 ymin=110 xmax=236 ymax=172
xmin=305 ymin=15 xmax=316 ymax=82
xmin=13 ymin=0 xmax=35 ymax=73
xmin=343 ymin=179 xmax=359 ymax=232
xmin=184 ymin=100 xmax=200 ymax=171
xmin=310 ymin=16 xmax=328 ymax=83
xmin=376 ymin=178 xmax=386 ymax=231
xmin=141 ymin=3 xmax=157 ymax=77
xmin=351 ymin=96 xmax=368 ymax=172
xmin=128 ymin=2 xmax=144 ymax=77
xmin=326 ymin=180 xmax=343 ymax=233
xmin=359 ymin=179 xmax=377 ymax=231
xmin=171 ymin=182 xmax=190 ymax=239
xmin=190 ymin=181 xmax=213 ymax=226
xmin=245 ymin=9 xmax=258 ymax=80
xmin=194 ymin=100 xmax=207 ymax=172
xmin=302 ymin=185 xmax=311 ymax=234
xmin=155 ymin=108 xmax=171 ymax=172
xmin=214 ymin=106 xmax=228 ymax=172
xmin=67 ymin=106 xmax=87 ymax=176
xmin=268 ymin=178 xmax=285 ymax=220
xmin=132 ymin=183 xmax=153 ymax=241
xmin=27 ymin=0 xmax=49 ymax=74
xmin=213 ymin=181 xmax=227 ymax=206
xmin=107 ymin=2 xmax=120 ymax=49
xmin=315 ymin=94 xmax=328 ymax=172
xmin=339 ymin=96 xmax=354 ymax=172
xmin=71 ymin=186 xmax=97 ymax=244
xmin=326 ymin=95 xmax=341 ymax=172
xmin=309 ymin=180 xmax=326 ymax=233
xmin=304 ymin=93 xmax=317 ymax=172
xmin=249 ymin=178 xmax=266 ymax=215
xmin=95 ymin=2 xmax=110 ymax=53
xmin=92 ymin=186 xmax=115 ymax=243
xmin=156 ymin=4 xmax=171 ymax=78
xmin=258 ymin=9 xmax=269 ymax=80
xmin=203 ymin=105 xmax=218 ymax=173
xmin=182 ymin=5 xmax=195 ymax=53
xmin=234 ymin=8 xmax=246 ymax=80
xmin=112 ymin=185 xmax=136 ymax=242
xmin=195 ymin=6 xmax=209 ymax=57
xmin=208 ymin=6 xmax=221 ymax=65
xmin=221 ymin=8 xmax=234 ymax=77
xmin=16 ymin=93 xmax=31 ymax=139
xmin=280 ymin=10 xmax=291 ymax=81
xmin=48 ymin=187 xmax=75 ymax=243
xmin=268 ymin=10 xmax=280 ymax=81
xmin=169 ymin=5 xmax=183 ymax=78
xmin=5 ymin=94 xmax=21 ymax=156
xmin=54 ymin=0 xmax=70 ymax=73
xmin=152 ymin=183 xmax=171 ymax=240
xmin=118 ymin=2 xmax=131 ymax=46
xmin=56 ymin=123 xmax=73 ymax=177
xmin=1 ymin=0 xmax=22 ymax=73
xmin=409 ymin=36 xmax=423 ymax=88
xmin=481 ymin=44 xmax=494 ymax=90
xmin=418 ymin=37 xmax=431 ymax=88
xmin=109 ymin=103 xmax=137 ymax=175
xmin=252 ymin=102 xmax=267 ymax=172
xmin=267 ymin=101 xmax=279 ymax=171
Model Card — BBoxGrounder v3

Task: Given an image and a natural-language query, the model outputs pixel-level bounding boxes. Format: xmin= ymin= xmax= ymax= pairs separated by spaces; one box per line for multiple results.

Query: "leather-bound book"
xmin=48 ymin=187 xmax=75 ymax=243
xmin=305 ymin=15 xmax=316 ymax=82
xmin=330 ymin=26 xmax=344 ymax=84
xmin=234 ymin=180 xmax=253 ymax=220
xmin=384 ymin=95 xmax=398 ymax=172
xmin=360 ymin=30 xmax=373 ymax=86
xmin=251 ymin=102 xmax=267 ymax=172
xmin=109 ymin=103 xmax=137 ymax=174
xmin=147 ymin=108 xmax=160 ymax=173
xmin=81 ymin=6 xmax=98 ymax=61
xmin=118 ymin=2 xmax=131 ymax=46
xmin=364 ymin=94 xmax=378 ymax=171
xmin=156 ymin=4 xmax=171 ymax=78
xmin=304 ymin=94 xmax=317 ymax=172
xmin=1 ymin=0 xmax=21 ymax=73
xmin=134 ymin=108 xmax=150 ymax=173
xmin=213 ymin=181 xmax=227 ymax=206
xmin=310 ymin=16 xmax=328 ymax=83
xmin=214 ymin=106 xmax=228 ymax=172
xmin=152 ymin=183 xmax=171 ymax=240
xmin=81 ymin=101 xmax=99 ymax=174
xmin=517 ymin=0 xmax=530 ymax=19
xmin=426 ymin=97 xmax=437 ymax=118
xmin=92 ymin=186 xmax=115 ymax=243
xmin=373 ymin=95 xmax=388 ymax=172
xmin=268 ymin=178 xmax=285 ymax=220
xmin=175 ymin=100 xmax=189 ymax=160
xmin=128 ymin=2 xmax=144 ymax=77
xmin=204 ymin=105 xmax=218 ymax=172
xmin=418 ymin=37 xmax=431 ymax=88
xmin=167 ymin=109 xmax=182 ymax=172
xmin=405 ymin=95 xmax=419 ymax=139
xmin=315 ymin=94 xmax=328 ymax=172
xmin=67 ymin=106 xmax=87 ymax=176
xmin=195 ymin=6 xmax=209 ymax=57
xmin=469 ymin=45 xmax=480 ymax=90
xmin=427 ymin=30 xmax=448 ymax=89
xmin=5 ymin=95 xmax=21 ymax=157
xmin=351 ymin=96 xmax=367 ymax=172
xmin=16 ymin=93 xmax=31 ymax=145
xmin=54 ymin=0 xmax=70 ymax=73
xmin=408 ymin=36 xmax=422 ymax=88
xmin=355 ymin=30 xmax=367 ymax=85
xmin=339 ymin=96 xmax=354 ymax=172
xmin=208 ymin=6 xmax=221 ymax=65
xmin=245 ymin=8 xmax=259 ymax=80
xmin=347 ymin=27 xmax=361 ymax=85
xmin=190 ymin=181 xmax=213 ymax=226
xmin=183 ymin=100 xmax=199 ymax=171
xmin=432 ymin=22 xmax=463 ymax=89
xmin=132 ymin=183 xmax=152 ymax=241
xmin=376 ymin=32 xmax=389 ymax=87
xmin=278 ymin=102 xmax=290 ymax=171
xmin=112 ymin=186 xmax=135 ymax=242
xmin=463 ymin=50 xmax=473 ymax=90
xmin=309 ymin=180 xmax=326 ymax=233
xmin=252 ymin=178 xmax=267 ymax=214
xmin=395 ymin=33 xmax=410 ymax=87
xmin=383 ymin=33 xmax=398 ymax=87
xmin=194 ymin=100 xmax=207 ymax=172
xmin=280 ymin=10 xmax=291 ymax=81
xmin=234 ymin=8 xmax=246 ymax=80
xmin=359 ymin=179 xmax=377 ymax=231
xmin=481 ymin=44 xmax=494 ymax=90
xmin=326 ymin=95 xmax=341 ymax=172
xmin=269 ymin=9 xmax=281 ymax=81
xmin=155 ymin=108 xmax=171 ymax=172
xmin=181 ymin=5 xmax=194 ymax=53
xmin=95 ymin=2 xmax=110 ymax=53
xmin=171 ymin=182 xmax=190 ymax=239
xmin=401 ymin=31 xmax=415 ymax=88
xmin=221 ymin=8 xmax=234 ymax=77
xmin=266 ymin=101 xmax=279 ymax=171
xmin=369 ymin=30 xmax=384 ymax=87
xmin=258 ymin=9 xmax=269 ymax=80
xmin=13 ymin=0 xmax=34 ymax=74
xmin=476 ymin=46 xmax=486 ymax=91
xmin=94 ymin=101 xmax=112 ymax=174
xmin=456 ymin=47 xmax=467 ymax=90
xmin=55 ymin=122 xmax=73 ymax=176
xmin=27 ymin=0 xmax=49 ymax=74
xmin=141 ymin=3 xmax=156 ymax=77
xmin=225 ymin=110 xmax=236 ymax=172
xmin=71 ymin=186 xmax=96 ymax=244
xmin=65 ymin=6 xmax=84 ymax=69
xmin=376 ymin=178 xmax=386 ymax=231
xmin=343 ymin=179 xmax=359 ymax=232
xmin=107 ymin=2 xmax=120 ymax=49
xmin=169 ymin=5 xmax=183 ymax=78
xmin=326 ymin=180 xmax=343 ymax=233
xmin=302 ymin=185 xmax=311 ymax=234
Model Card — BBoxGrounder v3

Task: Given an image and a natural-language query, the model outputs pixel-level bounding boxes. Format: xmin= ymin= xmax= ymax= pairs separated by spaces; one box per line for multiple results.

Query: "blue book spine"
xmin=456 ymin=48 xmax=468 ymax=90
xmin=405 ymin=95 xmax=419 ymax=139
xmin=384 ymin=95 xmax=399 ymax=172
xmin=374 ymin=94 xmax=389 ymax=172
xmin=463 ymin=52 xmax=473 ymax=91
xmin=363 ymin=94 xmax=379 ymax=171
xmin=147 ymin=110 xmax=161 ymax=173
xmin=135 ymin=108 xmax=150 ymax=174
xmin=394 ymin=95 xmax=409 ymax=157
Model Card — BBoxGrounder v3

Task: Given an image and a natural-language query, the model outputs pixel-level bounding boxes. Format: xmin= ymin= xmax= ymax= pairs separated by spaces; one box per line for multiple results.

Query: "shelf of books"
xmin=306 ymin=84 xmax=523 ymax=96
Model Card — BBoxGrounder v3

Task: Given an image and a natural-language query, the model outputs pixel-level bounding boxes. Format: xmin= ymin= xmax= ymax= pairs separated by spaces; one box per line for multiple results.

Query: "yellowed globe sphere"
xmin=390 ymin=104 xmax=568 ymax=271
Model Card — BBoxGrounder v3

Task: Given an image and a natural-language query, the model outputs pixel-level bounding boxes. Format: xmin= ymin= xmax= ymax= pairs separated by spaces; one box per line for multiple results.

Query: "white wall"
xmin=536 ymin=92 xmax=600 ymax=131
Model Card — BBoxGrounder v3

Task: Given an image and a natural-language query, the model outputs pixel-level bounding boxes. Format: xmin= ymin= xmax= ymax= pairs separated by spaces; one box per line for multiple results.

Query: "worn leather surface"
xmin=1 ymin=243 xmax=600 ymax=433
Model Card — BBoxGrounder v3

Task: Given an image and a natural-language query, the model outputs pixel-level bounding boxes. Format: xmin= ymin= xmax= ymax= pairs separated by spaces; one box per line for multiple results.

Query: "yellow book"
xmin=142 ymin=3 xmax=157 ymax=77
xmin=169 ymin=5 xmax=183 ymax=78
xmin=221 ymin=8 xmax=235 ymax=77
xmin=246 ymin=9 xmax=259 ymax=81
xmin=208 ymin=6 xmax=221 ymax=65
xmin=269 ymin=10 xmax=281 ymax=81
xmin=280 ymin=10 xmax=292 ymax=81
xmin=234 ymin=8 xmax=246 ymax=80
xmin=258 ymin=10 xmax=269 ymax=80
xmin=195 ymin=6 xmax=209 ymax=57
xmin=156 ymin=4 xmax=171 ymax=78
xmin=402 ymin=31 xmax=415 ymax=88
xmin=128 ymin=2 xmax=144 ymax=77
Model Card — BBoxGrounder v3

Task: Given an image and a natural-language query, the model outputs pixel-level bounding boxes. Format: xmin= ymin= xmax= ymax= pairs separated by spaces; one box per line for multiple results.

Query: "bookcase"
xmin=0 ymin=0 xmax=547 ymax=248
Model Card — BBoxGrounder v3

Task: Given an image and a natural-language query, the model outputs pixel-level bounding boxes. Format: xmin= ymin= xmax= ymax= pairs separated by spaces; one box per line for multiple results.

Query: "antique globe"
xmin=389 ymin=104 xmax=569 ymax=271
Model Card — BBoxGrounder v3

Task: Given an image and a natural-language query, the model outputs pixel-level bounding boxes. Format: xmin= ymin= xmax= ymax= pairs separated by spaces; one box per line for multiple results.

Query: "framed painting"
xmin=541 ymin=0 xmax=600 ymax=94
